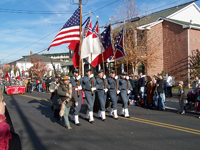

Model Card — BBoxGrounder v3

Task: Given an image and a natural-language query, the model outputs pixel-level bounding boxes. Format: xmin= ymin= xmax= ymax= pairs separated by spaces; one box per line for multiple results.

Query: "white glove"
xmin=117 ymin=90 xmax=120 ymax=94
xmin=76 ymin=75 xmax=81 ymax=80
xmin=91 ymin=87 xmax=96 ymax=91
xmin=89 ymin=74 xmax=94 ymax=78
xmin=77 ymin=85 xmax=82 ymax=90
xmin=104 ymin=88 xmax=108 ymax=92
xmin=75 ymin=88 xmax=78 ymax=91
xmin=115 ymin=76 xmax=118 ymax=80
xmin=126 ymin=76 xmax=129 ymax=80
xmin=103 ymin=75 xmax=106 ymax=79
xmin=127 ymin=90 xmax=131 ymax=94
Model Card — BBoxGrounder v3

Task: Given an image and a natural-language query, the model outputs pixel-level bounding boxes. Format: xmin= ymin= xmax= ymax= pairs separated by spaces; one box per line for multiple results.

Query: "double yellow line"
xmin=118 ymin=116 xmax=200 ymax=135
xmin=21 ymin=94 xmax=49 ymax=102
xmin=21 ymin=94 xmax=200 ymax=135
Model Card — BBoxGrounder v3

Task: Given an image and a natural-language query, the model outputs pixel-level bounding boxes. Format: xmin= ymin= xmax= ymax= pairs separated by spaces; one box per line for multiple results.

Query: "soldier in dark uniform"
xmin=82 ymin=68 xmax=96 ymax=124
xmin=96 ymin=70 xmax=108 ymax=121
xmin=70 ymin=68 xmax=82 ymax=126
xmin=119 ymin=72 xmax=133 ymax=118
xmin=107 ymin=70 xmax=120 ymax=119
xmin=57 ymin=76 xmax=78 ymax=130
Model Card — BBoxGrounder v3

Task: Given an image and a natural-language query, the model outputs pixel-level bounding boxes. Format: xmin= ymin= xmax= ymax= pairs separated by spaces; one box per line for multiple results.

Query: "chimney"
xmin=30 ymin=51 xmax=33 ymax=55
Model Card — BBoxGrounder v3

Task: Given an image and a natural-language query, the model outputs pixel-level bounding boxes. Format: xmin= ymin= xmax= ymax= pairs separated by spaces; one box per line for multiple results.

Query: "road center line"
xmin=21 ymin=94 xmax=200 ymax=135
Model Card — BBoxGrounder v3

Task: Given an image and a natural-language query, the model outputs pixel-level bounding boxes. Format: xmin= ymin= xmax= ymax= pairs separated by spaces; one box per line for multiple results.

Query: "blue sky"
xmin=0 ymin=0 xmax=199 ymax=64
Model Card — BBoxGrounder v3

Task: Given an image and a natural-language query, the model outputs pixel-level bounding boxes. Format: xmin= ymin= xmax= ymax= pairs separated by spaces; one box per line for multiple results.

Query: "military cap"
xmin=98 ymin=70 xmax=103 ymax=74
xmin=86 ymin=68 xmax=91 ymax=72
xmin=73 ymin=68 xmax=79 ymax=73
xmin=110 ymin=70 xmax=115 ymax=74
xmin=121 ymin=72 xmax=127 ymax=75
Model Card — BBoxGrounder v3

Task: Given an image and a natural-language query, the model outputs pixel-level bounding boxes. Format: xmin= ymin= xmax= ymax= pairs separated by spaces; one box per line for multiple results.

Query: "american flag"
xmin=47 ymin=7 xmax=80 ymax=51
xmin=109 ymin=27 xmax=125 ymax=61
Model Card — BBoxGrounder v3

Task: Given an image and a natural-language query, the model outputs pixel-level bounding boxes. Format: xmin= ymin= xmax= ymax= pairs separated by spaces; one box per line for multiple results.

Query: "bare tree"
xmin=27 ymin=58 xmax=51 ymax=78
xmin=111 ymin=0 xmax=162 ymax=75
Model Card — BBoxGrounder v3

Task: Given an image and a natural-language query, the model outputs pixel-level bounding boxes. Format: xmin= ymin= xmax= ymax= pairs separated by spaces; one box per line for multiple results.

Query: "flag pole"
xmin=97 ymin=16 xmax=106 ymax=89
xmin=124 ymin=20 xmax=129 ymax=91
xmin=78 ymin=0 xmax=82 ymax=96
xmin=109 ymin=18 xmax=118 ymax=92
xmin=89 ymin=12 xmax=94 ymax=95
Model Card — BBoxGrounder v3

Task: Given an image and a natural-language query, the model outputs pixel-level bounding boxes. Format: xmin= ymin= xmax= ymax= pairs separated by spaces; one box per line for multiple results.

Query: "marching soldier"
xmin=70 ymin=68 xmax=82 ymax=126
xmin=82 ymin=68 xmax=96 ymax=124
xmin=119 ymin=72 xmax=133 ymax=118
xmin=96 ymin=70 xmax=108 ymax=121
xmin=49 ymin=76 xmax=60 ymax=119
xmin=107 ymin=70 xmax=120 ymax=119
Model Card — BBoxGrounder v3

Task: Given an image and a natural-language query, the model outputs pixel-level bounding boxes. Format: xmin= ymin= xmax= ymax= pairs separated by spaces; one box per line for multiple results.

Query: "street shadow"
xmin=28 ymin=99 xmax=61 ymax=124
xmin=10 ymin=95 xmax=46 ymax=150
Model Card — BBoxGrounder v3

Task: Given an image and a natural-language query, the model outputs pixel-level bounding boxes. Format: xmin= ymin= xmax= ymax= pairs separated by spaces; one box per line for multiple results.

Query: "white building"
xmin=9 ymin=54 xmax=63 ymax=76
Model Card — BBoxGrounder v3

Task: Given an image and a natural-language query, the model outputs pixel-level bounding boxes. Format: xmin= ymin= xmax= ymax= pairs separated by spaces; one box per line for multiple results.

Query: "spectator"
xmin=137 ymin=73 xmax=146 ymax=105
xmin=147 ymin=76 xmax=154 ymax=109
xmin=196 ymin=84 xmax=200 ymax=118
xmin=45 ymin=77 xmax=51 ymax=93
xmin=42 ymin=82 xmax=46 ymax=93
xmin=0 ymin=90 xmax=22 ymax=150
xmin=193 ymin=75 xmax=200 ymax=107
xmin=157 ymin=74 xmax=165 ymax=110
xmin=27 ymin=81 xmax=32 ymax=93
xmin=38 ymin=78 xmax=43 ymax=92
xmin=163 ymin=72 xmax=168 ymax=97
xmin=31 ymin=78 xmax=37 ymax=91
xmin=133 ymin=76 xmax=139 ymax=104
xmin=178 ymin=81 xmax=185 ymax=114
xmin=166 ymin=73 xmax=173 ymax=98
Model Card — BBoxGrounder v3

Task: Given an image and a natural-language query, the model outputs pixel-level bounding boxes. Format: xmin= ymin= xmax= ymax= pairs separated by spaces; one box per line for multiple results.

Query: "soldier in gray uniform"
xmin=107 ymin=70 xmax=120 ymax=119
xmin=96 ymin=70 xmax=108 ymax=121
xmin=82 ymin=68 xmax=96 ymax=124
xmin=119 ymin=72 xmax=133 ymax=118
xmin=70 ymin=68 xmax=82 ymax=126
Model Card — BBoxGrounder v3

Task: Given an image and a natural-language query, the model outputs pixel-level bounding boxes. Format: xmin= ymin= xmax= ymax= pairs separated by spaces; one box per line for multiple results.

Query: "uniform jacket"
xmin=107 ymin=77 xmax=119 ymax=90
xmin=119 ymin=78 xmax=133 ymax=91
xmin=96 ymin=77 xmax=109 ymax=90
xmin=70 ymin=76 xmax=82 ymax=88
xmin=82 ymin=76 xmax=96 ymax=91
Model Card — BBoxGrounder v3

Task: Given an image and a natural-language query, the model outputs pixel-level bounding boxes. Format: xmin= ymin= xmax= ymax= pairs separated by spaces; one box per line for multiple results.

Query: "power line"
xmin=1 ymin=0 xmax=121 ymax=61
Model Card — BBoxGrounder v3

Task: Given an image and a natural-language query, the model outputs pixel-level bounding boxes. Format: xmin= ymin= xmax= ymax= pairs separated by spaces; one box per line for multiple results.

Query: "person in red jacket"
xmin=42 ymin=82 xmax=46 ymax=93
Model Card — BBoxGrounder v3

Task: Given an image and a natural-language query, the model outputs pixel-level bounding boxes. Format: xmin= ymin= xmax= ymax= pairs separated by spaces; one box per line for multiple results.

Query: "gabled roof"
xmin=132 ymin=0 xmax=197 ymax=27
xmin=10 ymin=54 xmax=62 ymax=64
xmin=159 ymin=17 xmax=200 ymax=29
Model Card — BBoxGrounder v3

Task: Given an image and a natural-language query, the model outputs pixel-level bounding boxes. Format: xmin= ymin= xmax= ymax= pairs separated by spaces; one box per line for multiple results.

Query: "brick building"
xmin=131 ymin=1 xmax=200 ymax=87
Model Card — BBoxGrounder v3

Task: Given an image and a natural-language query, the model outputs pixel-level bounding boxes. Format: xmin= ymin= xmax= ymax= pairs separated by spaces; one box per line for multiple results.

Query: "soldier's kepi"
xmin=119 ymin=72 xmax=133 ymax=118
xmin=82 ymin=68 xmax=96 ymax=124
xmin=70 ymin=68 xmax=82 ymax=126
xmin=96 ymin=70 xmax=108 ymax=121
xmin=107 ymin=70 xmax=119 ymax=119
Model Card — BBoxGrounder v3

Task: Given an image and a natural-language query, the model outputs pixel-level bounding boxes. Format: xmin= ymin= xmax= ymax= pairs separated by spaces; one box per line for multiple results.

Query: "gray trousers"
xmin=97 ymin=90 xmax=107 ymax=111
xmin=74 ymin=91 xmax=82 ymax=115
xmin=84 ymin=91 xmax=95 ymax=111
xmin=108 ymin=90 xmax=118 ymax=110
xmin=120 ymin=90 xmax=129 ymax=109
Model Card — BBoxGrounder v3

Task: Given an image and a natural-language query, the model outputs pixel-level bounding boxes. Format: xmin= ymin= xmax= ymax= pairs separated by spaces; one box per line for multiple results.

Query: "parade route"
xmin=4 ymin=91 xmax=200 ymax=150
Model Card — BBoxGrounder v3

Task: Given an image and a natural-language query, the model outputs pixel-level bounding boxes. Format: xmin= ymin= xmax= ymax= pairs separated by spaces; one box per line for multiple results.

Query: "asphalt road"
xmin=4 ymin=91 xmax=200 ymax=150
